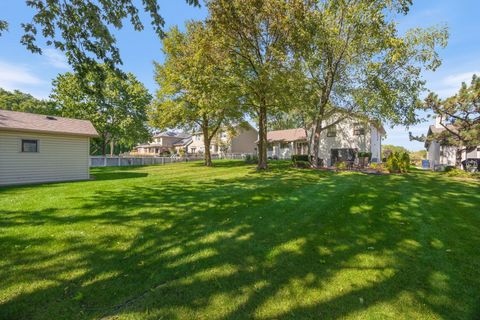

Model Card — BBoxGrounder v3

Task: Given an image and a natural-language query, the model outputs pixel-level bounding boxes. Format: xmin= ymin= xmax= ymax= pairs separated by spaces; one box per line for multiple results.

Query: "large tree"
xmin=288 ymin=0 xmax=448 ymax=166
xmin=51 ymin=65 xmax=151 ymax=155
xmin=150 ymin=22 xmax=242 ymax=166
xmin=1 ymin=1 xmax=199 ymax=76
xmin=207 ymin=0 xmax=294 ymax=170
xmin=0 ymin=88 xmax=57 ymax=115
xmin=417 ymin=75 xmax=480 ymax=165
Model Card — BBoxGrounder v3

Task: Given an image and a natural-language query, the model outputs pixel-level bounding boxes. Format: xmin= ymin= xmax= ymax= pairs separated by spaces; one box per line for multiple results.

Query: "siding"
xmin=0 ymin=130 xmax=90 ymax=186
xmin=317 ymin=118 xmax=372 ymax=165
xmin=230 ymin=127 xmax=258 ymax=153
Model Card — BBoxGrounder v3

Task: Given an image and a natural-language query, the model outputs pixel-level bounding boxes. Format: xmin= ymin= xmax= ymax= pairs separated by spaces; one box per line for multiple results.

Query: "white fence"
xmin=89 ymin=153 xmax=253 ymax=167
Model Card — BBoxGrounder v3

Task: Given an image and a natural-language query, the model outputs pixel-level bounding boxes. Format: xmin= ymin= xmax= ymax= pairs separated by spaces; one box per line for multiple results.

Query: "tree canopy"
xmin=150 ymin=21 xmax=243 ymax=166
xmin=1 ymin=1 xmax=199 ymax=76
xmin=51 ymin=65 xmax=152 ymax=155
xmin=0 ymin=88 xmax=56 ymax=115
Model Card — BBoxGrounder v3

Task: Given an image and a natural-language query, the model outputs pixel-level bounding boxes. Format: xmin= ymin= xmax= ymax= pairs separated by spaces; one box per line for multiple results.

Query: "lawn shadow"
xmin=1 ymin=161 xmax=479 ymax=319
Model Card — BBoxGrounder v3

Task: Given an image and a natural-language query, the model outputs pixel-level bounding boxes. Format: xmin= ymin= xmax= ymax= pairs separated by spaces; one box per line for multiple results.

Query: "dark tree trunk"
xmin=257 ymin=105 xmax=268 ymax=170
xmin=202 ymin=126 xmax=213 ymax=167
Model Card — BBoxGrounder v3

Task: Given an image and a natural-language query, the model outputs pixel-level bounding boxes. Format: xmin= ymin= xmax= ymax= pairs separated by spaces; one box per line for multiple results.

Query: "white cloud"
xmin=428 ymin=70 xmax=480 ymax=98
xmin=0 ymin=60 xmax=49 ymax=98
xmin=43 ymin=48 xmax=69 ymax=69
xmin=0 ymin=61 xmax=43 ymax=89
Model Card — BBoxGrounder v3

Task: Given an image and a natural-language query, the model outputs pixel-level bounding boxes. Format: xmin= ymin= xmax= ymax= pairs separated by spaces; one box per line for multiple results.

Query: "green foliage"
xmin=0 ymin=88 xmax=57 ymax=115
xmin=386 ymin=151 xmax=410 ymax=173
xmin=50 ymin=65 xmax=151 ymax=155
xmin=291 ymin=155 xmax=309 ymax=163
xmin=445 ymin=168 xmax=480 ymax=179
xmin=0 ymin=20 xmax=7 ymax=36
xmin=17 ymin=0 xmax=199 ymax=77
xmin=382 ymin=144 xmax=409 ymax=158
xmin=421 ymin=75 xmax=480 ymax=150
xmin=357 ymin=152 xmax=372 ymax=159
xmin=150 ymin=21 xmax=243 ymax=166
xmin=286 ymin=1 xmax=447 ymax=166
xmin=244 ymin=154 xmax=258 ymax=164
xmin=208 ymin=0 xmax=294 ymax=169
xmin=335 ymin=161 xmax=348 ymax=170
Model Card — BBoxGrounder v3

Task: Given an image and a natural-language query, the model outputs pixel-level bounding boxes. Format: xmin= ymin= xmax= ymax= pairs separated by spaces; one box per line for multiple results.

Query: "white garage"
xmin=0 ymin=109 xmax=98 ymax=186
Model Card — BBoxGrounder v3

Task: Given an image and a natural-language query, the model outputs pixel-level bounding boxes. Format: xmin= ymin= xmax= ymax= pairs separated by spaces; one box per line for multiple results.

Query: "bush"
xmin=386 ymin=151 xmax=410 ymax=173
xmin=369 ymin=162 xmax=385 ymax=172
xmin=444 ymin=165 xmax=455 ymax=172
xmin=357 ymin=152 xmax=372 ymax=159
xmin=244 ymin=154 xmax=258 ymax=164
xmin=292 ymin=154 xmax=309 ymax=162
xmin=445 ymin=168 xmax=480 ymax=179
xmin=335 ymin=161 xmax=347 ymax=170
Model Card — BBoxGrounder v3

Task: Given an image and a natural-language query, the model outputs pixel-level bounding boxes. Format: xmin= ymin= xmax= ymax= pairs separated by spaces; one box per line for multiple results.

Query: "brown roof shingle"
xmin=267 ymin=128 xmax=306 ymax=142
xmin=0 ymin=109 xmax=99 ymax=137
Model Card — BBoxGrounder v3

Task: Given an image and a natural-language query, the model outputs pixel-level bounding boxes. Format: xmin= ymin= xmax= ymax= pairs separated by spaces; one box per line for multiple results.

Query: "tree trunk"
xmin=101 ymin=140 xmax=107 ymax=156
xmin=310 ymin=120 xmax=322 ymax=168
xmin=110 ymin=140 xmax=114 ymax=156
xmin=202 ymin=126 xmax=213 ymax=167
xmin=257 ymin=105 xmax=268 ymax=170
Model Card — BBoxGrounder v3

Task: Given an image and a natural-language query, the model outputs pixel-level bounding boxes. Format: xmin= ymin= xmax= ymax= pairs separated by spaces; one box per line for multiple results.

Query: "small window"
xmin=353 ymin=123 xmax=365 ymax=136
xmin=280 ymin=142 xmax=289 ymax=149
xmin=22 ymin=139 xmax=38 ymax=152
xmin=267 ymin=144 xmax=274 ymax=151
xmin=327 ymin=126 xmax=337 ymax=137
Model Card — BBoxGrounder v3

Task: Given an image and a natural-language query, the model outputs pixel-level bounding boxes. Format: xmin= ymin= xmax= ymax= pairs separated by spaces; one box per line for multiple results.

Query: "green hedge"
xmin=292 ymin=155 xmax=309 ymax=162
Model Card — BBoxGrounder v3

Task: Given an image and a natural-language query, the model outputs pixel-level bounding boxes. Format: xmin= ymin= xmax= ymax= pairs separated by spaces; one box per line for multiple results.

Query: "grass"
xmin=1 ymin=160 xmax=479 ymax=320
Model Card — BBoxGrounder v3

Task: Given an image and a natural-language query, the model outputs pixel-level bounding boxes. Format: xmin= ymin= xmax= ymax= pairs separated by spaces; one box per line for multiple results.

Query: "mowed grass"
xmin=1 ymin=160 xmax=479 ymax=320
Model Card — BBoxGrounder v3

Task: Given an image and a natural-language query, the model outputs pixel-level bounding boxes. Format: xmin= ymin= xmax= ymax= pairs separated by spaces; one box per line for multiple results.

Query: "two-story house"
xmin=134 ymin=131 xmax=191 ymax=155
xmin=188 ymin=124 xmax=258 ymax=155
xmin=266 ymin=118 xmax=385 ymax=166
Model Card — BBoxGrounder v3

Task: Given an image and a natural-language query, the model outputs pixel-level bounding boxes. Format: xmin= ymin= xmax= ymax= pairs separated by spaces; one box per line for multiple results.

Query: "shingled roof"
xmin=266 ymin=128 xmax=307 ymax=142
xmin=0 ymin=109 xmax=99 ymax=137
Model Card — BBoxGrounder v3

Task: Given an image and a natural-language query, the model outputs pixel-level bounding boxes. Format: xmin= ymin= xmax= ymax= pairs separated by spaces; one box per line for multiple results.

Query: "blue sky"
xmin=0 ymin=1 xmax=479 ymax=151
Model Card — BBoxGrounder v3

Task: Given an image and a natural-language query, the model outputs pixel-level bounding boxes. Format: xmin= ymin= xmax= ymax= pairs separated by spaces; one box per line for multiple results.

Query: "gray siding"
xmin=0 ymin=130 xmax=90 ymax=186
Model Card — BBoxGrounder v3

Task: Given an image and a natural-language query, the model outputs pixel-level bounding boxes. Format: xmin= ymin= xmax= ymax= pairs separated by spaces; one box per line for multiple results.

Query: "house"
xmin=425 ymin=116 xmax=479 ymax=169
xmin=0 ymin=109 xmax=98 ymax=186
xmin=188 ymin=124 xmax=258 ymax=155
xmin=266 ymin=118 xmax=385 ymax=166
xmin=133 ymin=131 xmax=191 ymax=155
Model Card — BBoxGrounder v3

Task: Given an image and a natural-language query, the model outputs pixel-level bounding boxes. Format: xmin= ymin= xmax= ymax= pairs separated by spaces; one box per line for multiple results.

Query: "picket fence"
xmin=89 ymin=153 xmax=252 ymax=167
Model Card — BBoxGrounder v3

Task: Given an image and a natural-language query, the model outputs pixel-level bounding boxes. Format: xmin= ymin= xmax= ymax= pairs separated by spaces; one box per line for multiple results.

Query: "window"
xmin=195 ymin=135 xmax=201 ymax=141
xmin=327 ymin=125 xmax=337 ymax=137
xmin=353 ymin=123 xmax=365 ymax=136
xmin=280 ymin=142 xmax=289 ymax=149
xmin=22 ymin=139 xmax=38 ymax=152
xmin=267 ymin=144 xmax=274 ymax=151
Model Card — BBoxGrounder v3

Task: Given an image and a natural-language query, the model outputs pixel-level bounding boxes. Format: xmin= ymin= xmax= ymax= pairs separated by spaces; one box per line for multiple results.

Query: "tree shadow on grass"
xmin=0 ymin=162 xmax=479 ymax=319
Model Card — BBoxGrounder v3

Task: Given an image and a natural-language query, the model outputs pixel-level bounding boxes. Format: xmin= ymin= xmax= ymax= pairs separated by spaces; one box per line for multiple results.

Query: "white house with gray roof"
xmin=0 ymin=109 xmax=98 ymax=186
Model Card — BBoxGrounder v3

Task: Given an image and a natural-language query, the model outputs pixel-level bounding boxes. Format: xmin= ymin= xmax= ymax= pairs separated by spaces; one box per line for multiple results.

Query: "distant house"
xmin=0 ymin=109 xmax=98 ymax=186
xmin=425 ymin=116 xmax=480 ymax=169
xmin=133 ymin=131 xmax=191 ymax=155
xmin=188 ymin=124 xmax=258 ymax=155
xmin=265 ymin=118 xmax=385 ymax=166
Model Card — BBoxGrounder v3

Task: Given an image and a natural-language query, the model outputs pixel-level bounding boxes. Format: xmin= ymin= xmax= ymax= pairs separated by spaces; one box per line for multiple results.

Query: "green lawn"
xmin=1 ymin=161 xmax=479 ymax=320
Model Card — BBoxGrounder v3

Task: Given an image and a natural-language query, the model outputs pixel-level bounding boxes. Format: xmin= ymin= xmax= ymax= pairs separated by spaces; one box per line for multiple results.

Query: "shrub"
xmin=244 ymin=154 xmax=258 ymax=164
xmin=335 ymin=161 xmax=347 ymax=170
xmin=292 ymin=154 xmax=309 ymax=162
xmin=445 ymin=168 xmax=480 ymax=179
xmin=386 ymin=151 xmax=410 ymax=173
xmin=369 ymin=162 xmax=384 ymax=171
xmin=399 ymin=152 xmax=410 ymax=173
xmin=357 ymin=152 xmax=372 ymax=159
xmin=444 ymin=165 xmax=455 ymax=172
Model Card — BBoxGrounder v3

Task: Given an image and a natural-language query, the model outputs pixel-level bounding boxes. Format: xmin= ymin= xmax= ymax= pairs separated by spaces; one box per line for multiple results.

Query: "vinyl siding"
xmin=230 ymin=127 xmax=258 ymax=153
xmin=0 ymin=130 xmax=90 ymax=186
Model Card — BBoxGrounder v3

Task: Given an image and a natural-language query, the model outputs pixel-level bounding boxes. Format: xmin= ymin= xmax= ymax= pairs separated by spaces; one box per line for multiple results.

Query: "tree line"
xmin=4 ymin=1 xmax=477 ymax=170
